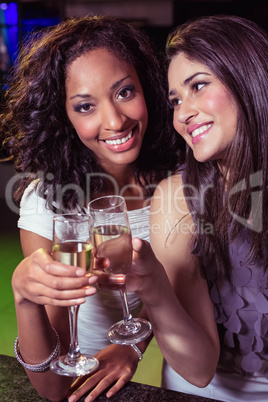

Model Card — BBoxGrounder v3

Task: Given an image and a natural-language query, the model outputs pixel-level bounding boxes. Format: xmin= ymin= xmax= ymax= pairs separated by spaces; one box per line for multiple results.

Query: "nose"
xmin=176 ymin=98 xmax=198 ymax=125
xmin=102 ymin=101 xmax=127 ymax=131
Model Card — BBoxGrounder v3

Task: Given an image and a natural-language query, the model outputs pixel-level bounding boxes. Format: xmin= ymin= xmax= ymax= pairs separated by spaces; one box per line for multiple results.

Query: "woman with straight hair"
xmin=130 ymin=14 xmax=268 ymax=402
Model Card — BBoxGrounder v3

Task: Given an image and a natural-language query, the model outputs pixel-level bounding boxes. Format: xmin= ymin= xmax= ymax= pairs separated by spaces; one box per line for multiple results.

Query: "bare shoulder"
xmin=150 ymin=173 xmax=196 ymax=275
xmin=151 ymin=174 xmax=188 ymax=218
xmin=153 ymin=173 xmax=184 ymax=195
xmin=150 ymin=174 xmax=192 ymax=238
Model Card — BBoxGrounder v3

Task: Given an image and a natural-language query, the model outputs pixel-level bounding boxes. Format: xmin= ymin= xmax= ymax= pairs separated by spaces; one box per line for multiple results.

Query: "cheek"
xmin=208 ymin=92 xmax=237 ymax=132
xmin=173 ymin=114 xmax=179 ymax=131
xmin=205 ymin=89 xmax=234 ymax=116
xmin=130 ymin=97 xmax=148 ymax=124
xmin=173 ymin=112 xmax=184 ymax=137
xmin=72 ymin=120 xmax=98 ymax=142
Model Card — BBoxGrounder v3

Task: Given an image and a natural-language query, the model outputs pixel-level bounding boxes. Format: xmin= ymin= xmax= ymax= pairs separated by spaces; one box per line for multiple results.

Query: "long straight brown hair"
xmin=166 ymin=15 xmax=268 ymax=277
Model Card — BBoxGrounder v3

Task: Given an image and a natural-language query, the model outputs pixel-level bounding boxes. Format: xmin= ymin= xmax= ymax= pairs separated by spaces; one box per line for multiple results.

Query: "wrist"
xmin=13 ymin=290 xmax=35 ymax=307
xmin=14 ymin=327 xmax=61 ymax=372
xmin=12 ymin=272 xmax=29 ymax=306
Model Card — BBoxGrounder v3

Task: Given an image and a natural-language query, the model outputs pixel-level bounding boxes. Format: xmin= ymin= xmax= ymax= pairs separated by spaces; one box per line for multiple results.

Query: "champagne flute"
xmin=89 ymin=195 xmax=152 ymax=345
xmin=50 ymin=213 xmax=99 ymax=376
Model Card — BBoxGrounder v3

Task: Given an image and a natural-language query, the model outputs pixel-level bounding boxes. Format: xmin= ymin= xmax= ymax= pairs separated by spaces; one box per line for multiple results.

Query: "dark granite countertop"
xmin=0 ymin=354 xmax=220 ymax=402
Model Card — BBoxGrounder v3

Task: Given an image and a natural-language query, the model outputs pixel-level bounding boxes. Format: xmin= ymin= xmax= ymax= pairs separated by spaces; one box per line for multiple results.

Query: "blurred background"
xmin=1 ymin=0 xmax=268 ymax=389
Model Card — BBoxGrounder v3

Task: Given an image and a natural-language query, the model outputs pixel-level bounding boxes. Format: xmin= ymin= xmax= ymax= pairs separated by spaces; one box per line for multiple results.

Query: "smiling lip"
xmin=103 ymin=130 xmax=133 ymax=145
xmin=188 ymin=123 xmax=213 ymax=144
xmin=100 ymin=128 xmax=136 ymax=152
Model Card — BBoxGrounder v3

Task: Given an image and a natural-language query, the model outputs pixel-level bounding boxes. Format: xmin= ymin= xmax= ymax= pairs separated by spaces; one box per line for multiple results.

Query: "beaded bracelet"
xmin=14 ymin=327 xmax=61 ymax=372
xmin=131 ymin=344 xmax=143 ymax=361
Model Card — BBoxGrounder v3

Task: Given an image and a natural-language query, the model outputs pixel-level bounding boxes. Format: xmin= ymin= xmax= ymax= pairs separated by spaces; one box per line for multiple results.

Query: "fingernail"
xmin=85 ymin=287 xmax=94 ymax=295
xmin=88 ymin=275 xmax=98 ymax=284
xmin=71 ymin=298 xmax=86 ymax=304
xmin=76 ymin=268 xmax=85 ymax=276
xmin=68 ymin=395 xmax=76 ymax=402
xmin=106 ymin=391 xmax=113 ymax=398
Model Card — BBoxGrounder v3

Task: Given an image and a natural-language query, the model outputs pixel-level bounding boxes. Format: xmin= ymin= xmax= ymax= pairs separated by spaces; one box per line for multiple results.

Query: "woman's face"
xmin=168 ymin=52 xmax=238 ymax=163
xmin=65 ymin=48 xmax=148 ymax=172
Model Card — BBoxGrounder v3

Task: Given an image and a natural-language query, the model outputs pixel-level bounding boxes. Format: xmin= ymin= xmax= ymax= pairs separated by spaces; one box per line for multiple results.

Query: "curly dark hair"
xmin=166 ymin=14 xmax=268 ymax=275
xmin=1 ymin=15 xmax=183 ymax=209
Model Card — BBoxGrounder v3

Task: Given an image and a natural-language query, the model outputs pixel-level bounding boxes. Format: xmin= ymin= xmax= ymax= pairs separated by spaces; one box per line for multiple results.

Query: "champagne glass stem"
xmin=119 ymin=287 xmax=142 ymax=336
xmin=67 ymin=305 xmax=81 ymax=359
xmin=119 ymin=287 xmax=133 ymax=325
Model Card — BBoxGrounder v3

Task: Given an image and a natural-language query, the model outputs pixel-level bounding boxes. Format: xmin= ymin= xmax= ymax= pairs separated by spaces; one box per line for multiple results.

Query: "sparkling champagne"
xmin=53 ymin=242 xmax=94 ymax=272
xmin=93 ymin=224 xmax=132 ymax=289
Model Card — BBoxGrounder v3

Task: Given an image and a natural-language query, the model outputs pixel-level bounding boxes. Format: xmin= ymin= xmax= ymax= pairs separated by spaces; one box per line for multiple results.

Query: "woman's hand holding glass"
xmin=11 ymin=247 xmax=98 ymax=308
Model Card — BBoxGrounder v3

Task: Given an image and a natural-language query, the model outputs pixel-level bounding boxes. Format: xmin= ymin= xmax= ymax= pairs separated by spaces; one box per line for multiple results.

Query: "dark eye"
xmin=74 ymin=103 xmax=93 ymax=113
xmin=118 ymin=85 xmax=135 ymax=100
xmin=169 ymin=98 xmax=182 ymax=108
xmin=192 ymin=82 xmax=206 ymax=92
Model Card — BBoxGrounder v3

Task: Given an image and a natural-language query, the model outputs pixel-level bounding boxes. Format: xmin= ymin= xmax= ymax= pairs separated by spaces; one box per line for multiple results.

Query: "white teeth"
xmin=192 ymin=124 xmax=212 ymax=138
xmin=105 ymin=131 xmax=133 ymax=145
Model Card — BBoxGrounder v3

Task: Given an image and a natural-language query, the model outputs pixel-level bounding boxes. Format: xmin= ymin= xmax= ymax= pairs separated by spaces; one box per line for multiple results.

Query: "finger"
xmin=39 ymin=282 xmax=97 ymax=299
xmin=68 ymin=371 xmax=106 ymax=402
xmin=35 ymin=246 xmax=94 ymax=277
xmin=105 ymin=374 xmax=131 ymax=399
xmin=84 ymin=376 xmax=117 ymax=402
xmin=45 ymin=261 xmax=87 ymax=277
xmin=33 ymin=293 xmax=88 ymax=306
xmin=27 ymin=282 xmax=97 ymax=306
xmin=132 ymin=238 xmax=155 ymax=266
xmin=69 ymin=369 xmax=120 ymax=402
xmin=86 ymin=372 xmax=131 ymax=401
xmin=45 ymin=273 xmax=95 ymax=291
xmin=94 ymin=257 xmax=110 ymax=269
xmin=69 ymin=370 xmax=104 ymax=395
xmin=96 ymin=273 xmax=126 ymax=290
xmin=41 ymin=296 xmax=88 ymax=307
xmin=132 ymin=236 xmax=144 ymax=252
xmin=32 ymin=248 xmax=91 ymax=279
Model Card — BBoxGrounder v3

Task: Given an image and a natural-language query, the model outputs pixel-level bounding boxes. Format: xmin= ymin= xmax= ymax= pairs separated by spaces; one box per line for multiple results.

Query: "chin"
xmin=193 ymin=149 xmax=215 ymax=163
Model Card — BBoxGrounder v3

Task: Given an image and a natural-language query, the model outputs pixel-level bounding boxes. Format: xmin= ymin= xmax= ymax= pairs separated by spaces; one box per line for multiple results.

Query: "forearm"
xmin=135 ymin=305 xmax=154 ymax=354
xmin=12 ymin=236 xmax=97 ymax=401
xmin=14 ymin=298 xmax=72 ymax=401
xmin=136 ymin=268 xmax=219 ymax=387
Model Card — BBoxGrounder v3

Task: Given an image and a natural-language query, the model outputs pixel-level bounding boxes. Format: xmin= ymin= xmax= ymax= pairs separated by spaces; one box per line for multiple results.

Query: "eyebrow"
xmin=69 ymin=75 xmax=131 ymax=100
xmin=169 ymin=72 xmax=211 ymax=97
xmin=111 ymin=75 xmax=130 ymax=90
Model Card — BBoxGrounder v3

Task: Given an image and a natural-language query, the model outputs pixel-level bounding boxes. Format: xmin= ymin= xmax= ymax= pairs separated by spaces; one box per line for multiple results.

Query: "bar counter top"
xmin=0 ymin=354 xmax=220 ymax=402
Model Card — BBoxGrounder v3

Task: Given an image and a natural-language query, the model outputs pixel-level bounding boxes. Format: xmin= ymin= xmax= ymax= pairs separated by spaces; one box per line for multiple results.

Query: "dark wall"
xmin=173 ymin=1 xmax=268 ymax=33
